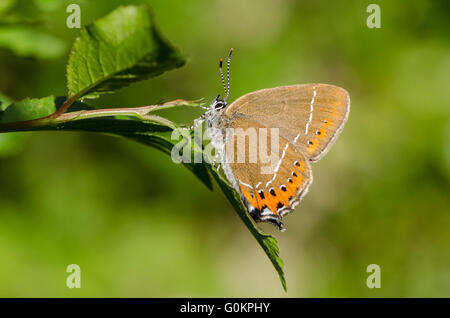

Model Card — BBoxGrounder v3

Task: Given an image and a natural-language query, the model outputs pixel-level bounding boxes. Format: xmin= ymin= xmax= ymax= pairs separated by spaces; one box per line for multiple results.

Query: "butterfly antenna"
xmin=219 ymin=58 xmax=227 ymax=99
xmin=225 ymin=48 xmax=233 ymax=102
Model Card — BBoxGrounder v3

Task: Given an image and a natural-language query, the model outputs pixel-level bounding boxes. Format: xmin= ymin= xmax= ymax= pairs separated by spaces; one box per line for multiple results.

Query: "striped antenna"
xmin=219 ymin=58 xmax=227 ymax=99
xmin=224 ymin=48 xmax=233 ymax=102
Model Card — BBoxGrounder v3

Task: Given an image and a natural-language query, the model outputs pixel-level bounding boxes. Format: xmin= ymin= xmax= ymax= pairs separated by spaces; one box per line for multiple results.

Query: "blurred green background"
xmin=0 ymin=0 xmax=449 ymax=297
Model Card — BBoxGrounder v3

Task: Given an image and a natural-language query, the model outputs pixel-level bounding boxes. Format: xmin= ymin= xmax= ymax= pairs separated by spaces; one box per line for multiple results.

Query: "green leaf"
xmin=0 ymin=96 xmax=56 ymax=123
xmin=66 ymin=5 xmax=185 ymax=100
xmin=16 ymin=100 xmax=213 ymax=190
xmin=0 ymin=26 xmax=65 ymax=59
xmin=0 ymin=96 xmax=93 ymax=123
xmin=208 ymin=167 xmax=287 ymax=291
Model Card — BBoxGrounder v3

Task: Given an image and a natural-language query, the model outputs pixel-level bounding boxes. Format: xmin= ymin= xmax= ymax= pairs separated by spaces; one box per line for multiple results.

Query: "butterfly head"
xmin=214 ymin=48 xmax=233 ymax=108
xmin=205 ymin=50 xmax=233 ymax=132
xmin=210 ymin=94 xmax=227 ymax=111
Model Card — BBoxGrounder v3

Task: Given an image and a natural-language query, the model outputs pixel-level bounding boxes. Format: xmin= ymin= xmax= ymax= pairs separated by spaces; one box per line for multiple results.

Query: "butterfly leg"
xmin=212 ymin=151 xmax=220 ymax=166
xmin=187 ymin=117 xmax=205 ymax=130
xmin=211 ymin=149 xmax=225 ymax=172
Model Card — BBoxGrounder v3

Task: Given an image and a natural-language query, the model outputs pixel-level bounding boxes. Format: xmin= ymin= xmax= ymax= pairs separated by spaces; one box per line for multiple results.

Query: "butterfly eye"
xmin=214 ymin=101 xmax=225 ymax=110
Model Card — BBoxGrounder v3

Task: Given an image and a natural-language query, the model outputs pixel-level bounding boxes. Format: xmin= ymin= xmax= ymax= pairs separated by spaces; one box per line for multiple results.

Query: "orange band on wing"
xmin=240 ymin=185 xmax=259 ymax=210
xmin=239 ymin=162 xmax=305 ymax=216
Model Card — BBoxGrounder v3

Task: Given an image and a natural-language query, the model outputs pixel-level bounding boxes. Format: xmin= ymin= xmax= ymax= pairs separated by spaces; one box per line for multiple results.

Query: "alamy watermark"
xmin=366 ymin=4 xmax=381 ymax=29
xmin=171 ymin=126 xmax=281 ymax=175
xmin=66 ymin=4 xmax=81 ymax=29
xmin=366 ymin=264 xmax=381 ymax=288
xmin=66 ymin=264 xmax=81 ymax=288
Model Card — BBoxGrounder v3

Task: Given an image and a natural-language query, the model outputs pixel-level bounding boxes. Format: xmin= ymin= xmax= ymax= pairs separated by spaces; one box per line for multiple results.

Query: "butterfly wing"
xmin=221 ymin=83 xmax=349 ymax=229
xmin=224 ymin=84 xmax=350 ymax=162
xmin=222 ymin=117 xmax=312 ymax=230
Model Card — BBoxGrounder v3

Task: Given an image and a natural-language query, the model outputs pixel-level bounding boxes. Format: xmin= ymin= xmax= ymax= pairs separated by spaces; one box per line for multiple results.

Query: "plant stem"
xmin=0 ymin=98 xmax=203 ymax=133
xmin=0 ymin=95 xmax=78 ymax=133
xmin=54 ymin=106 xmax=176 ymax=129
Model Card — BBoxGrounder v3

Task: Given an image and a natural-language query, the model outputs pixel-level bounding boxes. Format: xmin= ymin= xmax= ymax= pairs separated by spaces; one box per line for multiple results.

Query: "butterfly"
xmin=197 ymin=49 xmax=350 ymax=231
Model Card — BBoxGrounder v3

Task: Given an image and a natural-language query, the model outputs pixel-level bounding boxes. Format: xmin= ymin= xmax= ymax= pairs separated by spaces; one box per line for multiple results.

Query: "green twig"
xmin=0 ymin=95 xmax=77 ymax=133
xmin=0 ymin=99 xmax=204 ymax=133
